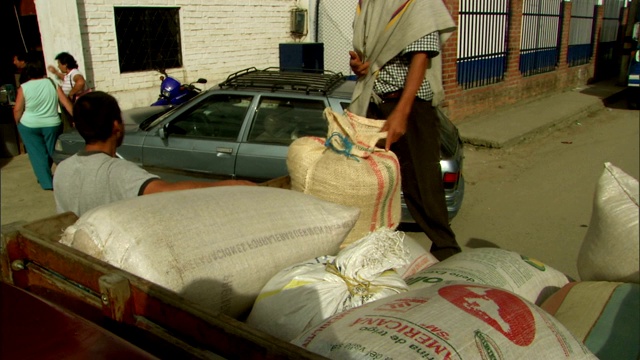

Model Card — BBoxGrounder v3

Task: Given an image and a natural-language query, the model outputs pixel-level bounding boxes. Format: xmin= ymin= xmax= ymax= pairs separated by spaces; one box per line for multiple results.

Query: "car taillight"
xmin=443 ymin=172 xmax=459 ymax=189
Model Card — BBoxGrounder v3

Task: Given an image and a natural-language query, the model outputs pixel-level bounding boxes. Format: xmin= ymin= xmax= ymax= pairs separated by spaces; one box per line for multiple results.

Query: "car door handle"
xmin=216 ymin=147 xmax=234 ymax=155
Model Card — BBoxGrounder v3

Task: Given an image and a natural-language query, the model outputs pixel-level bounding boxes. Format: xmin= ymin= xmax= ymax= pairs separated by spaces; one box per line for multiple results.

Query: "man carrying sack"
xmin=348 ymin=0 xmax=461 ymax=261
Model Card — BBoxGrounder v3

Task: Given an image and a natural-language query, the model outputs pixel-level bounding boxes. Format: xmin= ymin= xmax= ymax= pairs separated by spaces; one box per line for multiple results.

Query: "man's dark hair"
xmin=73 ymin=91 xmax=123 ymax=144
xmin=54 ymin=52 xmax=79 ymax=69
xmin=21 ymin=59 xmax=46 ymax=82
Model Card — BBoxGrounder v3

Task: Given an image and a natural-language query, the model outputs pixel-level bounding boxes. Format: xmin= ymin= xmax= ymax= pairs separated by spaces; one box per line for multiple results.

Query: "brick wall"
xmin=81 ymin=0 xmax=296 ymax=109
xmin=441 ymin=0 xmax=602 ymax=123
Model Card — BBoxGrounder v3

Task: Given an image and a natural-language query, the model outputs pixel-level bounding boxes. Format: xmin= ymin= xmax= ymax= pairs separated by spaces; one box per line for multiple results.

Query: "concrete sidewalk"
xmin=457 ymin=80 xmax=629 ymax=148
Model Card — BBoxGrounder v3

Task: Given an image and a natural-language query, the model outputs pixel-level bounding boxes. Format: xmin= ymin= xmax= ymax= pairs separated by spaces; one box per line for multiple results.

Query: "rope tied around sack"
xmin=325 ymin=132 xmax=360 ymax=162
xmin=325 ymin=263 xmax=372 ymax=298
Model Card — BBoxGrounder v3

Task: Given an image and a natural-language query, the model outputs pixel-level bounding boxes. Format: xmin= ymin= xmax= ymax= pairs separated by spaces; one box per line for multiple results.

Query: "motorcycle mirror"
xmin=196 ymin=78 xmax=207 ymax=84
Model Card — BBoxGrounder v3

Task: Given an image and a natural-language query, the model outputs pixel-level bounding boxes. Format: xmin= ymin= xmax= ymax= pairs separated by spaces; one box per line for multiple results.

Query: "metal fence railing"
xmin=568 ymin=0 xmax=598 ymax=67
xmin=520 ymin=0 xmax=563 ymax=76
xmin=456 ymin=0 xmax=511 ymax=89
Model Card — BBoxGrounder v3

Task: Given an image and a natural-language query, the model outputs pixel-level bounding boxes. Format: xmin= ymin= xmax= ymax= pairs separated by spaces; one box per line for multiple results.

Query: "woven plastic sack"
xmin=246 ymin=228 xmax=410 ymax=341
xmin=541 ymin=281 xmax=640 ymax=360
xmin=59 ymin=186 xmax=359 ymax=319
xmin=578 ymin=162 xmax=639 ymax=283
xmin=292 ymin=282 xmax=597 ymax=360
xmin=287 ymin=108 xmax=401 ymax=248
xmin=405 ymin=247 xmax=571 ymax=305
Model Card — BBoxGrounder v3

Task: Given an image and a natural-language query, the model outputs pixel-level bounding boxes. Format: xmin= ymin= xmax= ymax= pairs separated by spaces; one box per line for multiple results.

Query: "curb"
xmin=457 ymin=87 xmax=626 ymax=149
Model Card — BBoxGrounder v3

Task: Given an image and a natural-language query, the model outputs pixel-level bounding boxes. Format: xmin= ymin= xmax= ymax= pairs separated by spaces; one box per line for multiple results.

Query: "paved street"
xmin=1 ymin=99 xmax=638 ymax=281
xmin=450 ymin=99 xmax=639 ymax=279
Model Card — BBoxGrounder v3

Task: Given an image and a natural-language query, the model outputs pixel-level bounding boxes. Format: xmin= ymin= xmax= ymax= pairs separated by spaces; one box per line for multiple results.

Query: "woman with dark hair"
xmin=47 ymin=52 xmax=87 ymax=99
xmin=13 ymin=59 xmax=72 ymax=190
xmin=47 ymin=52 xmax=87 ymax=131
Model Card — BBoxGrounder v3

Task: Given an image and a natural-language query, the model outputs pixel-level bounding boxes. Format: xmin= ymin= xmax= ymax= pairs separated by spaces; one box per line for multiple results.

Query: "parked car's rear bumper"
xmin=400 ymin=174 xmax=465 ymax=223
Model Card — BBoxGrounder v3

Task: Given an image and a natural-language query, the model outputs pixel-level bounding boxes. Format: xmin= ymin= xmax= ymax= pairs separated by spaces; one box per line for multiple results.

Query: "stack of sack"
xmin=57 ymin=158 xmax=638 ymax=359
xmin=250 ymin=163 xmax=638 ymax=359
xmin=251 ymin=238 xmax=595 ymax=359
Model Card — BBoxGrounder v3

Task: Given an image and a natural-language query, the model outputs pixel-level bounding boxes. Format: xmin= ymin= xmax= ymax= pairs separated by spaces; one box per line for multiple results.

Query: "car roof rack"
xmin=218 ymin=67 xmax=345 ymax=95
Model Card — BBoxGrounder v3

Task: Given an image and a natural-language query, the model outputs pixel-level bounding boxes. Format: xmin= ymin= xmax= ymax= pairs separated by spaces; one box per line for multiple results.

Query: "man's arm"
xmin=142 ymin=178 xmax=255 ymax=195
xmin=382 ymin=52 xmax=429 ymax=151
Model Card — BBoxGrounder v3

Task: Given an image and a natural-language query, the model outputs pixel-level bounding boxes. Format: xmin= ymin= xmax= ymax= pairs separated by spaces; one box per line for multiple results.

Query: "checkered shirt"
xmin=373 ymin=31 xmax=440 ymax=101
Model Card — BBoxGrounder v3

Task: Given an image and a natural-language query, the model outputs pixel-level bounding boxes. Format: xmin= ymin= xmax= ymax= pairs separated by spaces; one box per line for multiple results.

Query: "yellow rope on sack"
xmin=325 ymin=263 xmax=372 ymax=297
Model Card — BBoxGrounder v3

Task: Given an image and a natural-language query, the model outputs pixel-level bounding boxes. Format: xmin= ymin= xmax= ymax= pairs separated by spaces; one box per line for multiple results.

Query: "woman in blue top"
xmin=13 ymin=59 xmax=72 ymax=190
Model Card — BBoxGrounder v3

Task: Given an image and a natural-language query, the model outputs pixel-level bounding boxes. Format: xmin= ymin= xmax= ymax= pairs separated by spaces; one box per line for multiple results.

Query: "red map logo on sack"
xmin=374 ymin=297 xmax=428 ymax=313
xmin=438 ymin=285 xmax=536 ymax=346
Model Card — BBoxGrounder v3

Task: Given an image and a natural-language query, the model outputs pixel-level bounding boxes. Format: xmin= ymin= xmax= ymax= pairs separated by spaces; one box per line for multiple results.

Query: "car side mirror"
xmin=159 ymin=123 xmax=170 ymax=139
xmin=196 ymin=78 xmax=207 ymax=84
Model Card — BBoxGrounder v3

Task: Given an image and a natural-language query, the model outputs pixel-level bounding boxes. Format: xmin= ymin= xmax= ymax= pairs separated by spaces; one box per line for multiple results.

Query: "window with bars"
xmin=114 ymin=7 xmax=183 ymax=73
xmin=456 ymin=0 xmax=511 ymax=89
xmin=519 ymin=0 xmax=563 ymax=77
xmin=568 ymin=0 xmax=598 ymax=67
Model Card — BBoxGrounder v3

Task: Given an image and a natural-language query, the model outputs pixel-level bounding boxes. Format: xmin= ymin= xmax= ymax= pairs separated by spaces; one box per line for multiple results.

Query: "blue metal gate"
xmin=457 ymin=0 xmax=511 ymax=89
xmin=520 ymin=0 xmax=563 ymax=76
xmin=568 ymin=0 xmax=598 ymax=67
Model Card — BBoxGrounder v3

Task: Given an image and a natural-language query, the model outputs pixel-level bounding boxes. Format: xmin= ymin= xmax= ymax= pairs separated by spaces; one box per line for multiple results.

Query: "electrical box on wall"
xmin=290 ymin=8 xmax=307 ymax=36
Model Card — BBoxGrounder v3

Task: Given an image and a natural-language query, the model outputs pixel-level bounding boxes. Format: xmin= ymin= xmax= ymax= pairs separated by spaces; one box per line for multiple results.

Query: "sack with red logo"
xmin=292 ymin=282 xmax=597 ymax=359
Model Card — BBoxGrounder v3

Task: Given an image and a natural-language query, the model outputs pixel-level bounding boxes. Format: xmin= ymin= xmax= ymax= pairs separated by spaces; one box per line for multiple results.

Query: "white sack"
xmin=578 ymin=162 xmax=639 ymax=283
xmin=405 ymin=247 xmax=571 ymax=305
xmin=246 ymin=228 xmax=410 ymax=341
xmin=394 ymin=233 xmax=439 ymax=279
xmin=60 ymin=186 xmax=359 ymax=318
xmin=292 ymin=282 xmax=597 ymax=360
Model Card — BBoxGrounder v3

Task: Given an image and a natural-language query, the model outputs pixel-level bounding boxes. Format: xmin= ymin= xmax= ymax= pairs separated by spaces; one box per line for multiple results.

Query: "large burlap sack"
xmin=246 ymin=228 xmax=409 ymax=341
xmin=287 ymin=108 xmax=401 ymax=248
xmin=291 ymin=282 xmax=597 ymax=359
xmin=59 ymin=186 xmax=359 ymax=318
xmin=578 ymin=162 xmax=639 ymax=283
xmin=541 ymin=281 xmax=639 ymax=360
xmin=405 ymin=248 xmax=571 ymax=305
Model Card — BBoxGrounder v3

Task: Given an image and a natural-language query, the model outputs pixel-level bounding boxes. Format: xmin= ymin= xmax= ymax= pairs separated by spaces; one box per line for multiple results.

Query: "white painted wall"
xmin=37 ymin=0 xmax=311 ymax=110
xmin=35 ymin=0 xmax=86 ymax=80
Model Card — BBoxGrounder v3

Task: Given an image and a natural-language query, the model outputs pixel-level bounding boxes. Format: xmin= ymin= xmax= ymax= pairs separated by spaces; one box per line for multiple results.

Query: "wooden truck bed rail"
xmin=1 ymin=211 xmax=324 ymax=359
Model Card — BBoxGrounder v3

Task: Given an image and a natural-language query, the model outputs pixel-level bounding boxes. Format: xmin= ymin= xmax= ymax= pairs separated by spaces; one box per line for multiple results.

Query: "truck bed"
xmin=0 ymin=209 xmax=323 ymax=359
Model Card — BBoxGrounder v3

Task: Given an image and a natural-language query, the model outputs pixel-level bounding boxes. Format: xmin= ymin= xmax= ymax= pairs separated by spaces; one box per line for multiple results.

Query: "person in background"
xmin=13 ymin=59 xmax=73 ymax=191
xmin=47 ymin=52 xmax=86 ymax=100
xmin=12 ymin=51 xmax=28 ymax=86
xmin=47 ymin=52 xmax=87 ymax=131
xmin=348 ymin=0 xmax=460 ymax=261
xmin=53 ymin=91 xmax=255 ymax=216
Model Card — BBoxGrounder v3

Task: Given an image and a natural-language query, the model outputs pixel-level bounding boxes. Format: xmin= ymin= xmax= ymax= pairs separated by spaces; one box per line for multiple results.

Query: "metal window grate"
xmin=520 ymin=0 xmax=563 ymax=77
xmin=456 ymin=0 xmax=511 ymax=89
xmin=114 ymin=7 xmax=182 ymax=73
xmin=568 ymin=0 xmax=598 ymax=67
